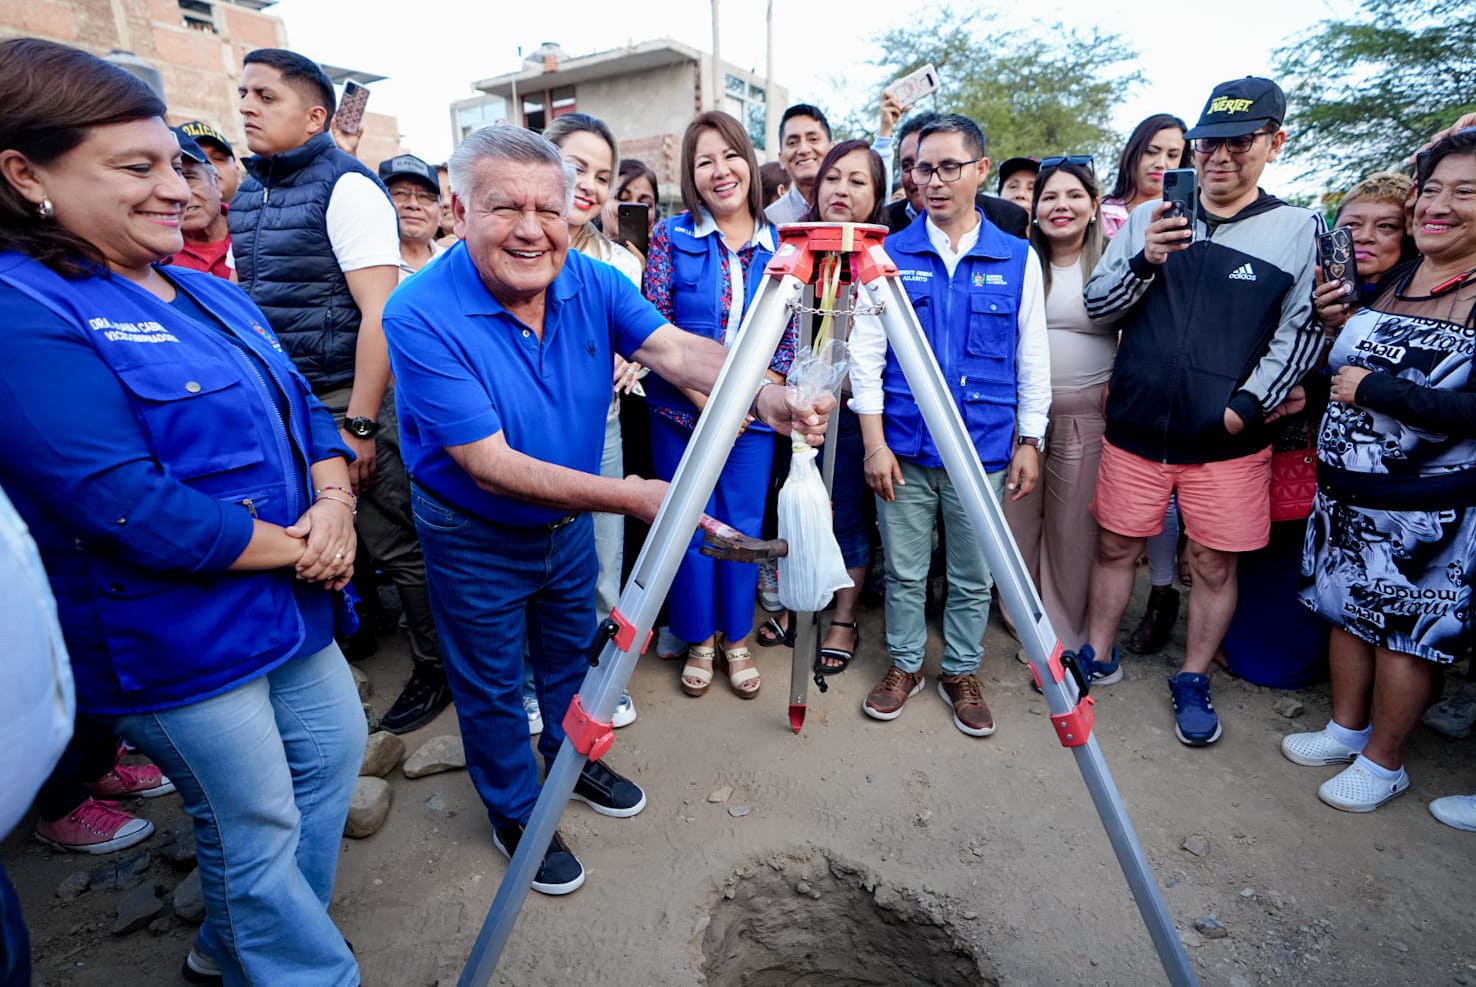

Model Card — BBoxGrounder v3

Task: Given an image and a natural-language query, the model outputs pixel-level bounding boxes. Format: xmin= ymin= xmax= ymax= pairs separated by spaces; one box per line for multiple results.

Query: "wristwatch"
xmin=1017 ymin=435 xmax=1041 ymax=449
xmin=345 ymin=416 xmax=380 ymax=439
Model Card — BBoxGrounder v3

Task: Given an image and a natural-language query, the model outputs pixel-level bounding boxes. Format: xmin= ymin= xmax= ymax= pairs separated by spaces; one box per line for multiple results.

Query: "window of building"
xmin=178 ymin=0 xmax=217 ymax=32
xmin=721 ymin=74 xmax=768 ymax=151
xmin=550 ymin=87 xmax=578 ymax=119
xmin=522 ymin=93 xmax=546 ymax=132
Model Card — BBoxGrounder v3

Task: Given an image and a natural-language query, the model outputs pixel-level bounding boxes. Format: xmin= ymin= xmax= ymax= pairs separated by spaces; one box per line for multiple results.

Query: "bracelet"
xmin=863 ymin=444 xmax=890 ymax=463
xmin=314 ymin=493 xmax=358 ymax=516
xmin=748 ymin=378 xmax=776 ymax=419
xmin=316 ymin=485 xmax=356 ymax=501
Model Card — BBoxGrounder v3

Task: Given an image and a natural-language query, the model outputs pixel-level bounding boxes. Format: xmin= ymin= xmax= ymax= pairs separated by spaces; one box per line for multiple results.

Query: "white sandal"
xmin=681 ymin=645 xmax=715 ymax=697
xmin=1318 ymin=759 xmax=1409 ymax=813
xmin=723 ymin=646 xmax=761 ymax=699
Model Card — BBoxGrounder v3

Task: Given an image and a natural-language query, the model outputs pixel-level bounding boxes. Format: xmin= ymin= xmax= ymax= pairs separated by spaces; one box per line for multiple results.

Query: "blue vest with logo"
xmin=229 ymin=131 xmax=391 ymax=393
xmin=882 ymin=210 xmax=1028 ymax=472
xmin=644 ymin=212 xmax=776 ymax=420
xmin=0 ymin=253 xmax=318 ymax=714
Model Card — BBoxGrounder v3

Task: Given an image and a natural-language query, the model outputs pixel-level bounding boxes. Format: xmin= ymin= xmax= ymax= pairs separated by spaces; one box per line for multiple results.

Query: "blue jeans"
xmin=877 ymin=462 xmax=1005 ymax=676
xmin=0 ymin=863 xmax=28 ymax=987
xmin=412 ymin=484 xmax=596 ymax=827
xmin=114 ymin=644 xmax=363 ymax=987
xmin=830 ymin=406 xmax=871 ymax=570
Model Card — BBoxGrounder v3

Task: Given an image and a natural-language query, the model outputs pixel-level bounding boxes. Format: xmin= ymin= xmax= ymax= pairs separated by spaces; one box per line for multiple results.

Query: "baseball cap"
xmin=177 ymin=120 xmax=233 ymax=157
xmin=378 ymin=154 xmax=440 ymax=194
xmin=170 ymin=126 xmax=209 ymax=164
xmin=1184 ymin=77 xmax=1286 ymax=140
xmin=996 ymin=156 xmax=1038 ymax=191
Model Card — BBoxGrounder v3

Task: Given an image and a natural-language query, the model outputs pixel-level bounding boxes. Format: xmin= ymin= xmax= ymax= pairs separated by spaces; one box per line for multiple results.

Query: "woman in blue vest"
xmin=642 ymin=111 xmax=796 ymax=698
xmin=0 ymin=40 xmax=364 ymax=986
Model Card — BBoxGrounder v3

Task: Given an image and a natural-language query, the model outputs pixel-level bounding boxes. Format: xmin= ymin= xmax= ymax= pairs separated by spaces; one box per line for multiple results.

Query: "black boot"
xmin=1127 ymin=585 xmax=1180 ymax=654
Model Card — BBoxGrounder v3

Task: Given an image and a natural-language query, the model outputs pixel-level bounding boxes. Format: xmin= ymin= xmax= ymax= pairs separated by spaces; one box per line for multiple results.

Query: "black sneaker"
xmin=180 ymin=947 xmax=223 ymax=985
xmin=571 ymin=759 xmax=647 ymax=818
xmin=380 ymin=665 xmax=453 ymax=734
xmin=491 ymin=823 xmax=585 ymax=895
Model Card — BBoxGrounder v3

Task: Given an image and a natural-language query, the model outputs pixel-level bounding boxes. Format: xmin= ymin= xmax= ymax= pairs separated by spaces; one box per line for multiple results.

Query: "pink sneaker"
xmin=36 ymin=798 xmax=154 ymax=854
xmin=90 ymin=746 xmax=175 ymax=798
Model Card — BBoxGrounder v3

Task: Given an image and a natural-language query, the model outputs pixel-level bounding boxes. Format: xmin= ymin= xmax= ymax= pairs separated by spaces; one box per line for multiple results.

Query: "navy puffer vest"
xmin=229 ymin=132 xmax=390 ymax=392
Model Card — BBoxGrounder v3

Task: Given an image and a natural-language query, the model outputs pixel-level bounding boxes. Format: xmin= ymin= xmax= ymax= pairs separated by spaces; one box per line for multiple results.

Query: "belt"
xmin=546 ymin=513 xmax=578 ymax=530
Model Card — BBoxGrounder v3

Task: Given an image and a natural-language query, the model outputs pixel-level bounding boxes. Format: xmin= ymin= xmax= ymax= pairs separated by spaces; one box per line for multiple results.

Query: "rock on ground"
xmin=402 ymin=735 xmax=466 ymax=778
xmin=352 ymin=665 xmax=371 ymax=701
xmin=361 ymin=731 xmax=406 ymax=778
xmin=113 ymin=882 xmax=164 ymax=935
xmin=345 ymin=777 xmax=393 ymax=838
xmin=172 ymin=867 xmax=204 ymax=924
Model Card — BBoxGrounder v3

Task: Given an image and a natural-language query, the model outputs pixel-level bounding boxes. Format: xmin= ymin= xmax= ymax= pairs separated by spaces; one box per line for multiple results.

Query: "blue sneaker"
xmin=1079 ymin=644 xmax=1122 ymax=686
xmin=1168 ymin=673 xmax=1222 ymax=746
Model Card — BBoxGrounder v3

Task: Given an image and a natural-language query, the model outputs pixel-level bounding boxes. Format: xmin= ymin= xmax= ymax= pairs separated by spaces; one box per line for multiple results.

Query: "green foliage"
xmin=854 ymin=6 xmax=1142 ymax=180
xmin=1273 ymin=0 xmax=1476 ymax=191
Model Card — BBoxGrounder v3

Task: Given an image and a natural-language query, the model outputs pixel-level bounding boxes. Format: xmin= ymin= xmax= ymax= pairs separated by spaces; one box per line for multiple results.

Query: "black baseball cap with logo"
xmin=170 ymin=126 xmax=209 ymax=165
xmin=177 ymin=120 xmax=234 ymax=158
xmin=1185 ymin=77 xmax=1286 ymax=140
xmin=377 ymin=154 xmax=440 ymax=195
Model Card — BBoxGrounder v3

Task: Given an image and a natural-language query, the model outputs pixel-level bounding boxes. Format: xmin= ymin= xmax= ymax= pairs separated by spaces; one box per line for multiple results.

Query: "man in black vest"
xmin=884 ymin=111 xmax=1029 ymax=239
xmin=230 ymin=48 xmax=450 ymax=733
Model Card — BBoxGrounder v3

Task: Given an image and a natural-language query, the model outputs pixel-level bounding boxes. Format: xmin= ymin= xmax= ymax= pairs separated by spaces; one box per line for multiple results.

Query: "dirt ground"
xmin=8 ymin=572 xmax=1475 ymax=987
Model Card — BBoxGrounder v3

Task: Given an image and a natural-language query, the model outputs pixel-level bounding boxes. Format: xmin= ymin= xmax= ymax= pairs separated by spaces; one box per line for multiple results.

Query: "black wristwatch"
xmin=345 ymin=416 xmax=380 ymax=439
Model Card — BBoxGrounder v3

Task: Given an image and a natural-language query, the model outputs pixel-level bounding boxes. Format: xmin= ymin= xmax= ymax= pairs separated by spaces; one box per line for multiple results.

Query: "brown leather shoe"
xmin=937 ymin=673 xmax=996 ymax=736
xmin=863 ymin=666 xmax=925 ymax=721
xmin=1127 ymin=584 xmax=1180 ymax=654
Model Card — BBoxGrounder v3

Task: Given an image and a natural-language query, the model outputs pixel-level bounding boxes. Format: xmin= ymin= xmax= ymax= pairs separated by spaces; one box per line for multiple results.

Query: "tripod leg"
xmin=862 ymin=273 xmax=1199 ymax=987
xmin=457 ymin=274 xmax=807 ymax=987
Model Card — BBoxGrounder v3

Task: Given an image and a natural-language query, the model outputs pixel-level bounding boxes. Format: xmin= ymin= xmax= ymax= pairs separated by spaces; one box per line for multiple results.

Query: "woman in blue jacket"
xmin=0 ymin=40 xmax=364 ymax=986
xmin=642 ymin=111 xmax=796 ymax=698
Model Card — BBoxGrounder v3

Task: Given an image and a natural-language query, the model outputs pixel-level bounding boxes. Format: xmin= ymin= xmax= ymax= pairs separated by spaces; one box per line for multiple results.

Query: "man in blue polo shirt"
xmin=384 ymin=125 xmax=829 ymax=896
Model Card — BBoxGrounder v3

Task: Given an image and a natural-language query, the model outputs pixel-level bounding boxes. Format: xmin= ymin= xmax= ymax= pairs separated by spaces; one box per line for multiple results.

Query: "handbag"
xmin=1268 ymin=438 xmax=1317 ymax=523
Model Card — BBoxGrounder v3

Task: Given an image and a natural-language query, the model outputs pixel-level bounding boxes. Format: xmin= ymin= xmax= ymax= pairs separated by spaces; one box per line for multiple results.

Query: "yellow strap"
xmin=814 ymin=253 xmax=842 ymax=350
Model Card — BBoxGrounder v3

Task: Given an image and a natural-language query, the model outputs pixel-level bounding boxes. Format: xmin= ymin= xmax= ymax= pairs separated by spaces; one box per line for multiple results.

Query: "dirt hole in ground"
xmin=699 ymin=847 xmax=996 ymax=987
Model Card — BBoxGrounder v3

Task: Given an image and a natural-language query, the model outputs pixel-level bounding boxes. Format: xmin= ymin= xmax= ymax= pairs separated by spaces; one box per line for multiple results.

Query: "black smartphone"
xmin=334 ymin=80 xmax=370 ymax=136
xmin=1318 ymin=227 xmax=1359 ymax=296
xmin=1161 ymin=168 xmax=1198 ymax=240
xmin=618 ymin=202 xmax=650 ymax=257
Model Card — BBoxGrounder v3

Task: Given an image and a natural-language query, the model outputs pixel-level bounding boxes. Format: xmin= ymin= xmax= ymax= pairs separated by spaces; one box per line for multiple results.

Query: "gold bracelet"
xmin=315 ymin=493 xmax=358 ymax=516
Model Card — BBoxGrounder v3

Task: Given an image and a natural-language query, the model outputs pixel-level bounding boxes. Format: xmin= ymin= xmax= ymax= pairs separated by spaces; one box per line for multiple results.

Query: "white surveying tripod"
xmin=457 ymin=223 xmax=1199 ymax=987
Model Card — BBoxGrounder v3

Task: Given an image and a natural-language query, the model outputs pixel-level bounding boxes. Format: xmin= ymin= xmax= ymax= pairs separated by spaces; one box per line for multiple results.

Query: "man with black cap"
xmin=177 ymin=119 xmax=241 ymax=202
xmin=1078 ymin=76 xmax=1322 ymax=747
xmin=170 ymin=127 xmax=234 ymax=280
xmin=380 ymin=153 xmax=444 ymax=279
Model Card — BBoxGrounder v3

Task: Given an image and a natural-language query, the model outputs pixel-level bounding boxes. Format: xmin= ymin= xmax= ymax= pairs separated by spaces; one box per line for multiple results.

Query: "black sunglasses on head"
xmin=1038 ymin=154 xmax=1094 ymax=173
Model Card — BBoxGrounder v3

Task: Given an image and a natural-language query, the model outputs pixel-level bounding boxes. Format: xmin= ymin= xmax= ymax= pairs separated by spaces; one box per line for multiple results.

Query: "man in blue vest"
xmin=230 ymin=49 xmax=451 ymax=733
xmin=851 ymin=114 xmax=1050 ymax=737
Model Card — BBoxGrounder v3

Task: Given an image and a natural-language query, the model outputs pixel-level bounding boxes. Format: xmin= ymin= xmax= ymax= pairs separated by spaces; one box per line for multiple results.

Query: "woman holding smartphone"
xmin=642 ymin=111 xmax=796 ymax=698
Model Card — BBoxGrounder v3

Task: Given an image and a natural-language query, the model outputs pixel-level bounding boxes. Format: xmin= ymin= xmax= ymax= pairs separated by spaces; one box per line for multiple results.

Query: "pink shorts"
xmin=1091 ymin=439 xmax=1272 ymax=552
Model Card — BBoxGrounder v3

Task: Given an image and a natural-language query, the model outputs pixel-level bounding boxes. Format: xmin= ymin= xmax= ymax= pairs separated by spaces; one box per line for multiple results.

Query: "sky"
xmin=269 ymin=0 xmax=1358 ymax=189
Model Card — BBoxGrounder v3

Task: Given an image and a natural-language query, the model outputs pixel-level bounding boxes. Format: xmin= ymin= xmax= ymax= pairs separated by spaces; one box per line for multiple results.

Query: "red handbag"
xmin=1269 ymin=442 xmax=1317 ymax=523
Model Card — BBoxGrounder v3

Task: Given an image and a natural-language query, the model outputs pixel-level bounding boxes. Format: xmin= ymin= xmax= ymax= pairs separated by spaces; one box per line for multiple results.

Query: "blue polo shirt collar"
xmin=447 ymin=240 xmax=584 ymax=317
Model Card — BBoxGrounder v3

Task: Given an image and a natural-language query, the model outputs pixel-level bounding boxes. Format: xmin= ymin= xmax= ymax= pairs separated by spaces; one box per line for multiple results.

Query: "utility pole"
xmin=710 ymin=0 xmax=721 ymax=112
xmin=764 ymin=0 xmax=774 ymax=156
xmin=509 ymin=46 xmax=521 ymax=126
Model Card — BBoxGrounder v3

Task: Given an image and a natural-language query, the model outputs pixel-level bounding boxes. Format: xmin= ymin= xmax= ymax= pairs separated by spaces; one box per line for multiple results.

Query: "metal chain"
xmin=786 ymin=298 xmax=886 ymax=319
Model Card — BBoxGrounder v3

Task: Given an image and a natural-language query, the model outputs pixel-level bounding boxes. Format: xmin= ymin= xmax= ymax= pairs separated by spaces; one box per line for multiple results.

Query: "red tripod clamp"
xmin=606 ymin=606 xmax=651 ymax=656
xmin=1029 ymin=641 xmax=1097 ymax=748
xmin=562 ymin=694 xmax=615 ymax=763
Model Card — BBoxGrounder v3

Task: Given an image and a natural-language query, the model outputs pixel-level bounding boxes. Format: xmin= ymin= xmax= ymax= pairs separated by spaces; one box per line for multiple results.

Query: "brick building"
xmin=451 ymin=39 xmax=789 ymax=211
xmin=1 ymin=0 xmax=401 ymax=171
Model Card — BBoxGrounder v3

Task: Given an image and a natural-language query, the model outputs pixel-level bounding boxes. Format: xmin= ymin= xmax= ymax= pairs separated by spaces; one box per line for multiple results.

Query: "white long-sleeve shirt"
xmin=848 ymin=216 xmax=1051 ymax=443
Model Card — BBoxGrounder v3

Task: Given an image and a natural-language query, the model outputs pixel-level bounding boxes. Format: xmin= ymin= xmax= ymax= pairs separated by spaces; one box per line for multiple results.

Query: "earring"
xmin=37 ymin=197 xmax=54 ymax=220
xmin=1089 ymin=215 xmax=1096 ymax=224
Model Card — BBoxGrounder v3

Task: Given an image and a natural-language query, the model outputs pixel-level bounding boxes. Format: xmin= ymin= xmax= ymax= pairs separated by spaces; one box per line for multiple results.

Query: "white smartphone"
xmin=886 ymin=63 xmax=940 ymax=108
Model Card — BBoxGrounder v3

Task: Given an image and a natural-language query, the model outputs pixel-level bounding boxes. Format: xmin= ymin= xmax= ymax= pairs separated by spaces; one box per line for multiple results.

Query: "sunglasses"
xmin=1039 ymin=154 xmax=1094 ymax=173
xmin=1414 ymin=125 xmax=1476 ymax=184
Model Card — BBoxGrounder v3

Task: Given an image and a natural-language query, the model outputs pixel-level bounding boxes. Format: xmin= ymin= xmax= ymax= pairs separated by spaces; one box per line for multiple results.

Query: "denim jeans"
xmin=114 ymin=644 xmax=363 ymax=987
xmin=412 ymin=484 xmax=596 ymax=827
xmin=0 ymin=863 xmax=28 ymax=987
xmin=830 ymin=406 xmax=872 ymax=570
xmin=877 ymin=461 xmax=1005 ymax=676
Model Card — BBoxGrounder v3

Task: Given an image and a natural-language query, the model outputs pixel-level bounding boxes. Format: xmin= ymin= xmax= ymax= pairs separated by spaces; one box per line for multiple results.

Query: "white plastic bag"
xmin=777 ymin=339 xmax=852 ymax=613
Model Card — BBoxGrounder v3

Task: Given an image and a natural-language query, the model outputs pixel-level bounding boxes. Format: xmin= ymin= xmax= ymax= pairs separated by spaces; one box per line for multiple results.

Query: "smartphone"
xmin=334 ymin=80 xmax=370 ymax=136
xmin=1318 ymin=227 xmax=1359 ymax=296
xmin=1161 ymin=168 xmax=1198 ymax=240
xmin=618 ymin=202 xmax=651 ymax=257
xmin=886 ymin=63 xmax=940 ymax=108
